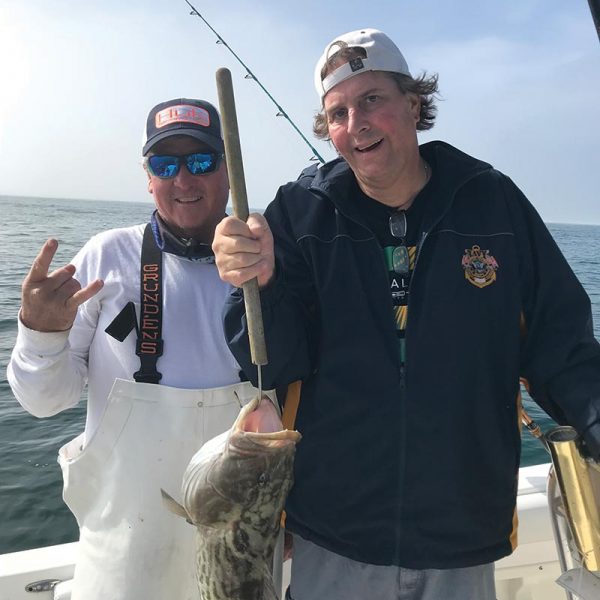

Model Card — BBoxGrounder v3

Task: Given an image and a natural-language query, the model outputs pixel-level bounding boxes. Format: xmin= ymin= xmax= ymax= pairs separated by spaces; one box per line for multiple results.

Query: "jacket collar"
xmin=307 ymin=140 xmax=493 ymax=231
xmin=418 ymin=141 xmax=492 ymax=233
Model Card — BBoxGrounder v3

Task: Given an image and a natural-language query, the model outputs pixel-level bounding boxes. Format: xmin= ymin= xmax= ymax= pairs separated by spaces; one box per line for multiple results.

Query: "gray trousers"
xmin=287 ymin=535 xmax=496 ymax=600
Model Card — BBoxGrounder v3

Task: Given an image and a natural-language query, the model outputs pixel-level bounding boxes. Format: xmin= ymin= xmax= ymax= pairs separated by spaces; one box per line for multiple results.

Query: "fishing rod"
xmin=518 ymin=377 xmax=550 ymax=453
xmin=588 ymin=0 xmax=600 ymax=42
xmin=184 ymin=0 xmax=325 ymax=164
xmin=521 ymin=405 xmax=550 ymax=454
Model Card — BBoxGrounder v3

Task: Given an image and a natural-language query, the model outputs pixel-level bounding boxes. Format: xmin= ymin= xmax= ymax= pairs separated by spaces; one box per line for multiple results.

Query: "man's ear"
xmin=144 ymin=164 xmax=153 ymax=194
xmin=408 ymin=93 xmax=421 ymax=124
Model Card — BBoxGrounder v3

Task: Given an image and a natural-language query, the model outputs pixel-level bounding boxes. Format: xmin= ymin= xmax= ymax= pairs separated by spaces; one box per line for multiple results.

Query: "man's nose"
xmin=173 ymin=164 xmax=198 ymax=190
xmin=347 ymin=107 xmax=369 ymax=136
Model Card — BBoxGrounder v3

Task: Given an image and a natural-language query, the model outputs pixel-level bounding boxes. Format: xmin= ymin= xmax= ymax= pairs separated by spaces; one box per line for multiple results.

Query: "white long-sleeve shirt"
xmin=7 ymin=224 xmax=242 ymax=444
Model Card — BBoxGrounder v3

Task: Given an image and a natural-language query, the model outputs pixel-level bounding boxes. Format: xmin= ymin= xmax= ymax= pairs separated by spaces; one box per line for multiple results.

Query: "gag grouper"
xmin=162 ymin=395 xmax=301 ymax=600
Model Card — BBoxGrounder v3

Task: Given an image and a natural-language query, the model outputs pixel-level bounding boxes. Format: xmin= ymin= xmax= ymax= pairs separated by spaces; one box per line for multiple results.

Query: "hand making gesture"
xmin=20 ymin=238 xmax=104 ymax=332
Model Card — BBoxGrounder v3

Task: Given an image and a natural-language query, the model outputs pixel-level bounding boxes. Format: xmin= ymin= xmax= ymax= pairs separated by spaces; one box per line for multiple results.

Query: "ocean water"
xmin=0 ymin=196 xmax=155 ymax=555
xmin=1 ymin=195 xmax=599 ymax=555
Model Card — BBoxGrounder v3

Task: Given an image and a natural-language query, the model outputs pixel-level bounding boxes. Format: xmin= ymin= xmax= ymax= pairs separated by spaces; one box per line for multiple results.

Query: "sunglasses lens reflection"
xmin=393 ymin=245 xmax=409 ymax=274
xmin=149 ymin=156 xmax=180 ymax=178
xmin=389 ymin=211 xmax=407 ymax=238
xmin=186 ymin=153 xmax=220 ymax=175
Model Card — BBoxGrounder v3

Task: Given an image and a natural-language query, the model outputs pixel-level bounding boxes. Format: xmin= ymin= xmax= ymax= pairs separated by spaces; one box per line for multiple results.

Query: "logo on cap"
xmin=349 ymin=57 xmax=365 ymax=72
xmin=155 ymin=104 xmax=210 ymax=129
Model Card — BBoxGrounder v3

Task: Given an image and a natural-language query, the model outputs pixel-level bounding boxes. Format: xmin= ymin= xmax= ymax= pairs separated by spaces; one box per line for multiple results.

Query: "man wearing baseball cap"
xmin=8 ymin=98 xmax=264 ymax=599
xmin=213 ymin=28 xmax=600 ymax=599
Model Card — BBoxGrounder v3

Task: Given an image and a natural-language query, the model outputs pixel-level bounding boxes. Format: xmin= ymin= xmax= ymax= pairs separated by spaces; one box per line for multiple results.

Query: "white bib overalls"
xmin=59 ymin=377 xmax=262 ymax=600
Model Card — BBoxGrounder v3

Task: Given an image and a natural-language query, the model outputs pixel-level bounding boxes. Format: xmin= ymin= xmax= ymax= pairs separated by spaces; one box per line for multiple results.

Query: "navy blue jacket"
xmin=224 ymin=141 xmax=600 ymax=568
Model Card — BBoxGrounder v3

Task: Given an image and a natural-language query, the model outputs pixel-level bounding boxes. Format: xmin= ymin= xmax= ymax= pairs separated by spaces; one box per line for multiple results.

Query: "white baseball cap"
xmin=314 ymin=28 xmax=412 ymax=103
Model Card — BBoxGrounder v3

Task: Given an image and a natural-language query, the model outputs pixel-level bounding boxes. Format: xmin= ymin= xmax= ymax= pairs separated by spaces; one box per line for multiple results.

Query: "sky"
xmin=0 ymin=0 xmax=599 ymax=224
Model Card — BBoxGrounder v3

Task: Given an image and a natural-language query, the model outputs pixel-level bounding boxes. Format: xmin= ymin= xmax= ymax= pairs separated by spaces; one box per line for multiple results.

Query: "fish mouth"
xmin=234 ymin=396 xmax=278 ymax=433
xmin=242 ymin=429 xmax=302 ymax=447
xmin=356 ymin=139 xmax=383 ymax=153
xmin=233 ymin=396 xmax=302 ymax=447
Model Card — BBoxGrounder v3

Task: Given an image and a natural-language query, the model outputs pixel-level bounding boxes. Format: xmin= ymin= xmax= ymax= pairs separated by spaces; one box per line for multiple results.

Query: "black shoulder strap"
xmin=133 ymin=223 xmax=164 ymax=384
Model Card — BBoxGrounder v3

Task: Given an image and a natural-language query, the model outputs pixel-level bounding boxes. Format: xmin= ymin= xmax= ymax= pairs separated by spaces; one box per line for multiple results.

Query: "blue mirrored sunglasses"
xmin=146 ymin=152 xmax=223 ymax=179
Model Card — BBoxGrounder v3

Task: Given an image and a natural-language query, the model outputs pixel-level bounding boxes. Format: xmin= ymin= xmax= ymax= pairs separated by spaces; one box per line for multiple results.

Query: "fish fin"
xmin=160 ymin=488 xmax=193 ymax=525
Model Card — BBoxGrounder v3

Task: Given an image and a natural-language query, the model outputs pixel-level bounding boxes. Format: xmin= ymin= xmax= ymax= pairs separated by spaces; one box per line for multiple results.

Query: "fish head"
xmin=182 ymin=396 xmax=301 ymax=532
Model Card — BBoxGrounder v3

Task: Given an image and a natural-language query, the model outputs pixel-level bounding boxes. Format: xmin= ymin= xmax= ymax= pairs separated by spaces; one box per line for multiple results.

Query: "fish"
xmin=162 ymin=395 xmax=301 ymax=600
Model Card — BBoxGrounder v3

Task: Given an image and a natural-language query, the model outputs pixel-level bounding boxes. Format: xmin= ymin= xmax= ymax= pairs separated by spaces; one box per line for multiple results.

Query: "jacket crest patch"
xmin=462 ymin=245 xmax=499 ymax=288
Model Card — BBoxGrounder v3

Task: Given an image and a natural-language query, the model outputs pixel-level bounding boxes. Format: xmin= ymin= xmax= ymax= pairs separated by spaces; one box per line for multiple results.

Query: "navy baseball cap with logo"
xmin=142 ymin=98 xmax=224 ymax=156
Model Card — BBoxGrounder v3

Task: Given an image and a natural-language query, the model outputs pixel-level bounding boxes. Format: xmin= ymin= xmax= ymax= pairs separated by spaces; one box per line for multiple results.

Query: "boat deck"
xmin=0 ymin=463 xmax=571 ymax=600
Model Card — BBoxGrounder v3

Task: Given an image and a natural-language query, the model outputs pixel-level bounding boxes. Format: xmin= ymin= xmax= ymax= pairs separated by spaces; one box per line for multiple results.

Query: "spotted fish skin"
xmin=182 ymin=396 xmax=301 ymax=600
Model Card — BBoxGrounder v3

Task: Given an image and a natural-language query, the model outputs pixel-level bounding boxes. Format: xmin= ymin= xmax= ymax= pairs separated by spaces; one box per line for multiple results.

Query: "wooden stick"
xmin=216 ymin=67 xmax=268 ymax=367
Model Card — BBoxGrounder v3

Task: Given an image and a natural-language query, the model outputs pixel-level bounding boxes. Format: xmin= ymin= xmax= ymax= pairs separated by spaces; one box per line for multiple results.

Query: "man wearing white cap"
xmin=212 ymin=29 xmax=600 ymax=600
xmin=8 ymin=98 xmax=263 ymax=599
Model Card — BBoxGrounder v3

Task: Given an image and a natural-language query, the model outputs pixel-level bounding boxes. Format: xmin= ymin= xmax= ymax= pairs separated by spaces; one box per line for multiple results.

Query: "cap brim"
xmin=143 ymin=128 xmax=224 ymax=155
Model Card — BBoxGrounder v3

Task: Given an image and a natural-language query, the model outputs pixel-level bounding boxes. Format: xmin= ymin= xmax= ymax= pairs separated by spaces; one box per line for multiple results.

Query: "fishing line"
xmin=184 ymin=0 xmax=325 ymax=164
